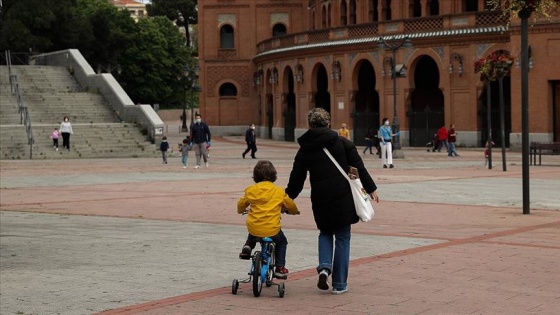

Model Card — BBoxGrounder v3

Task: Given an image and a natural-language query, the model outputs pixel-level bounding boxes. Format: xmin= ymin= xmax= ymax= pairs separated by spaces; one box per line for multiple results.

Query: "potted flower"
xmin=474 ymin=52 xmax=514 ymax=82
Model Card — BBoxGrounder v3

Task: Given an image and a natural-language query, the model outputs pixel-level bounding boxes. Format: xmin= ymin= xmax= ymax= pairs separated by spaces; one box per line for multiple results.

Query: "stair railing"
xmin=6 ymin=50 xmax=35 ymax=159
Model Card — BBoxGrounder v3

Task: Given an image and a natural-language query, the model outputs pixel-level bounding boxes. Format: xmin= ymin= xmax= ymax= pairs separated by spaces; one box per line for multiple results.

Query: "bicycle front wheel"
xmin=252 ymin=251 xmax=263 ymax=297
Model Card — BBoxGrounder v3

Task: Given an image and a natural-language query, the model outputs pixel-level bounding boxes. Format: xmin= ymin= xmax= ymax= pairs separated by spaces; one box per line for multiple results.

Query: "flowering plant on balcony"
xmin=474 ymin=52 xmax=514 ymax=81
xmin=487 ymin=0 xmax=560 ymax=18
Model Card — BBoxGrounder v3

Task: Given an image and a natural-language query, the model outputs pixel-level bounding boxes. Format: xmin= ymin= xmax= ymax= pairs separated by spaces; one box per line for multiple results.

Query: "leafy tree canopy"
xmin=1 ymin=0 xmax=196 ymax=107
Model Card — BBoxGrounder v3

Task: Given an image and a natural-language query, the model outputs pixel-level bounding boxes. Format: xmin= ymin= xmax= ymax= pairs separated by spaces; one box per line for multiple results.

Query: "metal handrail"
xmin=6 ymin=50 xmax=35 ymax=159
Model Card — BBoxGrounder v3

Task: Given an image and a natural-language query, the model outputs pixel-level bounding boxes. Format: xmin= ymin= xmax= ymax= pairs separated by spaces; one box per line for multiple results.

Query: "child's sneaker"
xmin=274 ymin=266 xmax=289 ymax=279
xmin=238 ymin=245 xmax=252 ymax=260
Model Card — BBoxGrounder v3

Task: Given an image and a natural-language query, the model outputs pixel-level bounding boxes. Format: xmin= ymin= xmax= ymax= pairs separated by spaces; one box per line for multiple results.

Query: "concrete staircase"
xmin=0 ymin=65 xmax=159 ymax=159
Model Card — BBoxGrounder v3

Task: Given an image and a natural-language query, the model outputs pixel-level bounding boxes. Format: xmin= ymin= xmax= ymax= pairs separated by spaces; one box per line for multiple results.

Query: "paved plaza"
xmin=1 ymin=134 xmax=559 ymax=315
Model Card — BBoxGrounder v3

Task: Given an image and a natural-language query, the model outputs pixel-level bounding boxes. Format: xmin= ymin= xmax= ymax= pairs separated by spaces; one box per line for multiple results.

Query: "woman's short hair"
xmin=253 ymin=160 xmax=277 ymax=183
xmin=307 ymin=108 xmax=331 ymax=128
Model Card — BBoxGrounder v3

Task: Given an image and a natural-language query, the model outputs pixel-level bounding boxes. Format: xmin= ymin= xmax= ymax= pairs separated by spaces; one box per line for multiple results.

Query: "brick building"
xmin=198 ymin=0 xmax=560 ymax=148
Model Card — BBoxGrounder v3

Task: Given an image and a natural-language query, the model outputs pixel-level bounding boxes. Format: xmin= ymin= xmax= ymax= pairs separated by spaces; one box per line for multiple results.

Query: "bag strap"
xmin=323 ymin=148 xmax=350 ymax=181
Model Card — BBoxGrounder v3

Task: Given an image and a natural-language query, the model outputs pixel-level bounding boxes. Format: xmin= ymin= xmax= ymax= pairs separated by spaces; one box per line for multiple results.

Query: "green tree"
xmin=0 ymin=0 xmax=90 ymax=53
xmin=119 ymin=16 xmax=190 ymax=106
xmin=146 ymin=0 xmax=197 ymax=48
xmin=77 ymin=1 xmax=136 ymax=72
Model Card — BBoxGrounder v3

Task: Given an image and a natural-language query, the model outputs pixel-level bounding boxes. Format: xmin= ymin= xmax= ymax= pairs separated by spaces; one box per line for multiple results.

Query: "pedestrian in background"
xmin=436 ymin=125 xmax=448 ymax=152
xmin=242 ymin=123 xmax=257 ymax=159
xmin=160 ymin=136 xmax=169 ymax=164
xmin=59 ymin=116 xmax=73 ymax=151
xmin=447 ymin=124 xmax=459 ymax=157
xmin=190 ymin=113 xmax=211 ymax=168
xmin=286 ymin=108 xmax=379 ymax=295
xmin=379 ymin=117 xmax=398 ymax=168
xmin=338 ymin=123 xmax=350 ymax=140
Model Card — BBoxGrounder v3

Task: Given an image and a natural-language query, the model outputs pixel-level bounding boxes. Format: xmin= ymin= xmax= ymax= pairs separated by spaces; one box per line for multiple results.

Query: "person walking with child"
xmin=160 ymin=136 xmax=169 ymax=164
xmin=190 ymin=114 xmax=211 ymax=168
xmin=180 ymin=137 xmax=193 ymax=168
xmin=237 ymin=160 xmax=300 ymax=279
xmin=285 ymin=108 xmax=379 ymax=294
xmin=59 ymin=116 xmax=73 ymax=151
xmin=51 ymin=127 xmax=60 ymax=151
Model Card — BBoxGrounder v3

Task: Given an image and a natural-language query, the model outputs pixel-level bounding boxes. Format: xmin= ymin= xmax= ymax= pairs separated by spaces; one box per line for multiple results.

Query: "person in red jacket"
xmin=436 ymin=125 xmax=448 ymax=152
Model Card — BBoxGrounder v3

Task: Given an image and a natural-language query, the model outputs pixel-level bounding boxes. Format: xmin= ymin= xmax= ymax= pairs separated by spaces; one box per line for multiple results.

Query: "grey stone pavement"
xmin=1 ymin=131 xmax=559 ymax=315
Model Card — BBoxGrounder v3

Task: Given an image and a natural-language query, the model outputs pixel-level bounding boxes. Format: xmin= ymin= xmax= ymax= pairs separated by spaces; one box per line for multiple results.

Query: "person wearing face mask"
xmin=242 ymin=124 xmax=258 ymax=159
xmin=59 ymin=116 xmax=73 ymax=151
xmin=190 ymin=114 xmax=211 ymax=168
xmin=378 ymin=117 xmax=399 ymax=168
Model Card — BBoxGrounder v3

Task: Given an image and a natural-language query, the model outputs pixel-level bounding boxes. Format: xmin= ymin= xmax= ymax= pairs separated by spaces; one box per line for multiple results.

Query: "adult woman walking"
xmin=59 ymin=116 xmax=73 ymax=151
xmin=285 ymin=108 xmax=379 ymax=294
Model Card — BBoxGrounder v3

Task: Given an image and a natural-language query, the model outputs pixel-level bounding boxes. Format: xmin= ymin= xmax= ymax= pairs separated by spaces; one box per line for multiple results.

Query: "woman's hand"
xmin=370 ymin=191 xmax=379 ymax=203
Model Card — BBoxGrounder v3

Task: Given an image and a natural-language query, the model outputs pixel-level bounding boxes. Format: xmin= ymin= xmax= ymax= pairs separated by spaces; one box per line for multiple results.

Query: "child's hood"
xmin=244 ymin=181 xmax=283 ymax=205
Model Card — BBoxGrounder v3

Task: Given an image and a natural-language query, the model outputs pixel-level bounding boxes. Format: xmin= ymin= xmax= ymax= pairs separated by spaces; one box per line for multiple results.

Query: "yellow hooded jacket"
xmin=237 ymin=181 xmax=299 ymax=237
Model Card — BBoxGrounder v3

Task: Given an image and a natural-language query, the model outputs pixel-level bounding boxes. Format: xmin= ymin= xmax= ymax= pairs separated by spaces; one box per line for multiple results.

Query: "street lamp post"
xmin=378 ymin=36 xmax=412 ymax=153
xmin=519 ymin=8 xmax=531 ymax=215
xmin=181 ymin=78 xmax=188 ymax=132
xmin=183 ymin=64 xmax=201 ymax=133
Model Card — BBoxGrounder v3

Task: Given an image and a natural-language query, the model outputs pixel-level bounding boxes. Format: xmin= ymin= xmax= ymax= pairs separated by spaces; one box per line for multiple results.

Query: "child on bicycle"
xmin=237 ymin=160 xmax=299 ymax=279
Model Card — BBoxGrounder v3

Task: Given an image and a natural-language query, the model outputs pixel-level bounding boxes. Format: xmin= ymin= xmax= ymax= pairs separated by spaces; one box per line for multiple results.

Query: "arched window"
xmin=220 ymin=24 xmax=234 ymax=49
xmin=411 ymin=0 xmax=421 ymax=17
xmin=219 ymin=83 xmax=237 ymax=96
xmin=349 ymin=0 xmax=356 ymax=25
xmin=429 ymin=0 xmax=439 ymax=15
xmin=311 ymin=9 xmax=315 ymax=30
xmin=464 ymin=0 xmax=478 ymax=12
xmin=340 ymin=1 xmax=347 ymax=26
xmin=272 ymin=24 xmax=287 ymax=37
xmin=369 ymin=0 xmax=379 ymax=22
xmin=383 ymin=0 xmax=392 ymax=21
xmin=322 ymin=6 xmax=327 ymax=28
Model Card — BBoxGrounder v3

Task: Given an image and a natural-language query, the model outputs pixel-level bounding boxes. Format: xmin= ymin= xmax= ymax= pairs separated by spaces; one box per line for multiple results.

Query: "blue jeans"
xmin=437 ymin=140 xmax=448 ymax=151
xmin=317 ymin=225 xmax=351 ymax=290
xmin=246 ymin=230 xmax=288 ymax=267
xmin=448 ymin=142 xmax=459 ymax=156
xmin=181 ymin=155 xmax=189 ymax=166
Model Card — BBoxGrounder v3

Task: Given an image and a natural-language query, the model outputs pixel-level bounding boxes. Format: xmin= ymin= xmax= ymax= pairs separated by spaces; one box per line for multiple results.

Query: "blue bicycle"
xmin=231 ymin=237 xmax=285 ymax=298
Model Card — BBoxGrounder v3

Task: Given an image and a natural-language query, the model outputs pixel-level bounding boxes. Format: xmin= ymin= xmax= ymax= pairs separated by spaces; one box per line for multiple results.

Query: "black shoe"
xmin=389 ymin=164 xmax=394 ymax=168
xmin=317 ymin=269 xmax=329 ymax=290
xmin=242 ymin=153 xmax=246 ymax=159
xmin=239 ymin=245 xmax=251 ymax=260
xmin=251 ymin=156 xmax=256 ymax=159
xmin=383 ymin=165 xmax=388 ymax=168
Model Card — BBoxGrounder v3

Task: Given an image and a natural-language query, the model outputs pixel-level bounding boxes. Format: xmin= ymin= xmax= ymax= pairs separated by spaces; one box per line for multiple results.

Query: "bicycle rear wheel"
xmin=252 ymin=251 xmax=263 ymax=297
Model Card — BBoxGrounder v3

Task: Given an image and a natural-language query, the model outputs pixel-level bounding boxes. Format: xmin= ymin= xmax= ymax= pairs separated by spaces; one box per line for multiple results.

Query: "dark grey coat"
xmin=285 ymin=127 xmax=377 ymax=232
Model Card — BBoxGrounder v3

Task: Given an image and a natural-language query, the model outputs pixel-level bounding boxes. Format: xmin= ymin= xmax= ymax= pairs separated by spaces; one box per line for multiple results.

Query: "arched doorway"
xmin=315 ymin=65 xmax=330 ymax=113
xmin=353 ymin=60 xmax=380 ymax=146
xmin=408 ymin=55 xmax=444 ymax=147
xmin=284 ymin=68 xmax=296 ymax=142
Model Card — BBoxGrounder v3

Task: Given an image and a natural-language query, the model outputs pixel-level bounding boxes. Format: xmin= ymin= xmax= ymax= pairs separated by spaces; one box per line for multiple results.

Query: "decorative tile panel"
xmin=271 ymin=13 xmax=289 ymax=26
xmin=218 ymin=14 xmax=236 ymax=27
